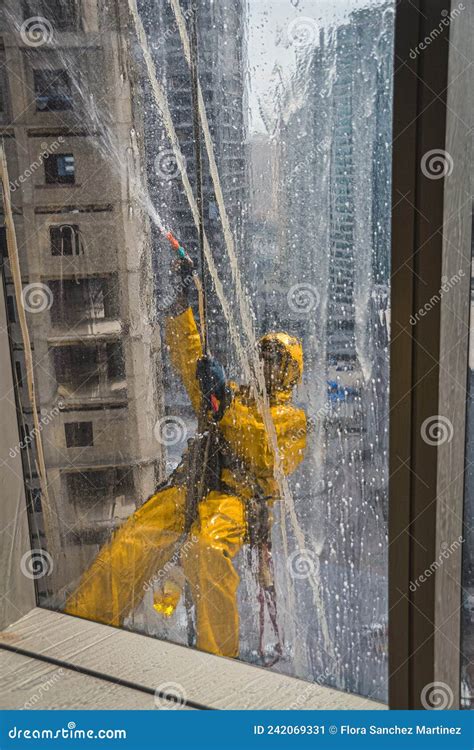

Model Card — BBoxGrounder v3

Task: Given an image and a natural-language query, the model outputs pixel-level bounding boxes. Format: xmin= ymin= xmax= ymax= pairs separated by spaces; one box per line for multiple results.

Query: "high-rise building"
xmin=140 ymin=0 xmax=247 ymax=369
xmin=0 ymin=0 xmax=164 ymax=599
xmin=277 ymin=9 xmax=392 ymax=368
xmin=272 ymin=7 xmax=392 ymax=698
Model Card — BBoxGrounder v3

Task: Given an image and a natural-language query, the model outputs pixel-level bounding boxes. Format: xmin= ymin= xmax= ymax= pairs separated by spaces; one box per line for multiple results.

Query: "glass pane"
xmin=1 ymin=0 xmax=394 ymax=701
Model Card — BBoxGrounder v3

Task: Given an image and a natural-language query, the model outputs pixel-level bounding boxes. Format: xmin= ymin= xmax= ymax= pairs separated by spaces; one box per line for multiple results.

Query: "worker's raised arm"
xmin=164 ymin=256 xmax=203 ymax=414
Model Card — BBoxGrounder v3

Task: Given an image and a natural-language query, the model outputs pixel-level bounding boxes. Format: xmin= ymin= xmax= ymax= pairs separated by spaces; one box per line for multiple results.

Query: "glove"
xmin=170 ymin=256 xmax=194 ymax=313
xmin=153 ymin=579 xmax=182 ymax=618
xmin=196 ymin=355 xmax=227 ymax=418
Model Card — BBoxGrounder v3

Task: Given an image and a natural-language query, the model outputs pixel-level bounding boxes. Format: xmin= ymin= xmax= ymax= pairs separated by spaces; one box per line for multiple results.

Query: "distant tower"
xmin=142 ymin=0 xmax=247 ymax=367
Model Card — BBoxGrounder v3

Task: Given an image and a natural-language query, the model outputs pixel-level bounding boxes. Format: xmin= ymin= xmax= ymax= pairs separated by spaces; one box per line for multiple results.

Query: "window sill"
xmin=0 ymin=608 xmax=385 ymax=711
xmin=36 ymin=184 xmax=79 ymax=190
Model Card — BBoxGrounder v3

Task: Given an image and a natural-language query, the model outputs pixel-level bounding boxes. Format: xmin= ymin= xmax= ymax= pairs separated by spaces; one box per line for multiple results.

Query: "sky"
xmin=246 ymin=0 xmax=392 ymax=133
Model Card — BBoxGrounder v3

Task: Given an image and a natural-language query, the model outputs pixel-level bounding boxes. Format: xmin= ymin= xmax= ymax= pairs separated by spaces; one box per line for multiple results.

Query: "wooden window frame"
xmin=0 ymin=0 xmax=472 ymax=710
xmin=389 ymin=0 xmax=472 ymax=709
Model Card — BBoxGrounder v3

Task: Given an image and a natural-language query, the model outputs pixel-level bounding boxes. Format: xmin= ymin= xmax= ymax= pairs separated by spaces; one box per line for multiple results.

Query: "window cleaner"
xmin=65 ymin=231 xmax=307 ymax=662
xmin=65 ymin=3 xmax=307 ymax=660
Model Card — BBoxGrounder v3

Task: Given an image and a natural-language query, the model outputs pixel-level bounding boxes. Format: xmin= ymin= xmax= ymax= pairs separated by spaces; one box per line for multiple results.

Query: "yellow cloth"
xmin=65 ymin=307 xmax=306 ymax=658
xmin=166 ymin=308 xmax=307 ymax=498
xmin=66 ymin=485 xmax=245 ymax=657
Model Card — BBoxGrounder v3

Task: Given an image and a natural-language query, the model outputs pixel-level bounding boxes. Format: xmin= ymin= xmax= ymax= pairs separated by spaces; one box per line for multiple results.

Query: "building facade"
xmin=0 ymin=0 xmax=164 ymax=600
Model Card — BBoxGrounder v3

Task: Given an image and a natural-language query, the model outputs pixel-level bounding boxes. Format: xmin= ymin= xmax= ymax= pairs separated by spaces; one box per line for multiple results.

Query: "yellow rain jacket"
xmin=65 ymin=307 xmax=306 ymax=658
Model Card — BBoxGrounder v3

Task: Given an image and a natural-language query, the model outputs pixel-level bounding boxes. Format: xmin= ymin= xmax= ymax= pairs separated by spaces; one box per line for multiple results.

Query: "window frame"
xmin=64 ymin=421 xmax=94 ymax=448
xmin=389 ymin=0 xmax=472 ymax=710
xmin=49 ymin=224 xmax=81 ymax=255
xmin=33 ymin=68 xmax=74 ymax=113
xmin=0 ymin=0 xmax=472 ymax=710
xmin=44 ymin=153 xmax=75 ymax=185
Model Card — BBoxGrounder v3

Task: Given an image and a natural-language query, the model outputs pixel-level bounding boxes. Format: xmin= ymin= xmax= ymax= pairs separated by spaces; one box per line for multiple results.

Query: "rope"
xmin=127 ymin=0 xmax=252 ymax=385
xmin=189 ymin=7 xmax=208 ymax=356
xmin=128 ymin=0 xmax=334 ymax=658
xmin=169 ymin=0 xmax=301 ymax=553
xmin=170 ymin=0 xmax=335 ymax=659
xmin=0 ymin=144 xmax=60 ymax=566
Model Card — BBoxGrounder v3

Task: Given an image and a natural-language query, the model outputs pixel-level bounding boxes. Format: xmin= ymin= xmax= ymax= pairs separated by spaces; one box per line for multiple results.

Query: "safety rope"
xmin=181 ymin=3 xmax=284 ymax=663
xmin=189 ymin=7 xmax=208 ymax=357
xmin=128 ymin=0 xmax=334 ymax=659
xmin=128 ymin=0 xmax=252 ymax=382
xmin=169 ymin=0 xmax=305 ymax=566
xmin=169 ymin=0 xmax=301 ymax=651
xmin=0 ymin=145 xmax=60 ymax=567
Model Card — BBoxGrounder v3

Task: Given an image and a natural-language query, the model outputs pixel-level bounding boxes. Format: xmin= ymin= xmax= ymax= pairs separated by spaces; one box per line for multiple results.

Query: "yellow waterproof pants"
xmin=65 ymin=486 xmax=246 ymax=658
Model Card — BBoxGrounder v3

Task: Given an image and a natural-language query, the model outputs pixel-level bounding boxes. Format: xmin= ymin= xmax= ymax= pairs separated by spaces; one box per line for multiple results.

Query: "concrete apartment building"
xmin=0 ymin=0 xmax=164 ymax=599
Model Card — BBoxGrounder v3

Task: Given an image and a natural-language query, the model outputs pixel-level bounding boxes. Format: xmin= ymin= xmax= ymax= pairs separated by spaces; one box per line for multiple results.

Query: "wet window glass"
xmin=1 ymin=0 xmax=394 ymax=701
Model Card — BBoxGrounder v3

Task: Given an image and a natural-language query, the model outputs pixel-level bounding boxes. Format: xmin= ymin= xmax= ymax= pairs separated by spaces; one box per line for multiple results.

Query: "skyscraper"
xmin=140 ymin=0 xmax=247 ymax=368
